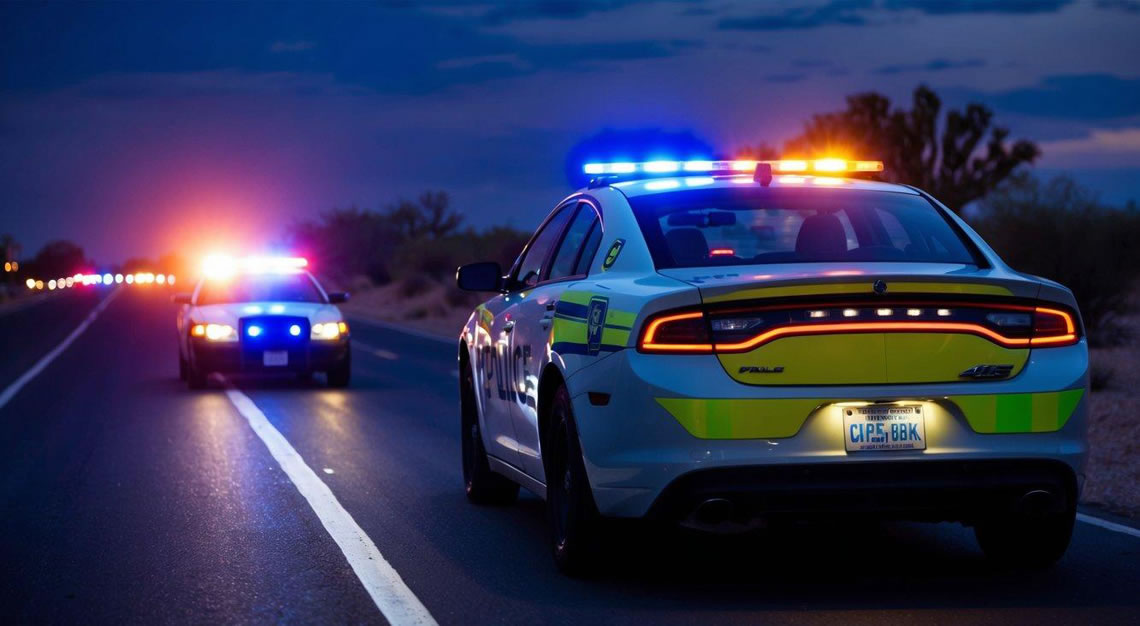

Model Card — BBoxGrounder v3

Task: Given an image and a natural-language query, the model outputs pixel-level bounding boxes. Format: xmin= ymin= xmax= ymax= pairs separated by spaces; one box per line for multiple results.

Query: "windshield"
xmin=195 ymin=272 xmax=325 ymax=305
xmin=631 ymin=186 xmax=979 ymax=268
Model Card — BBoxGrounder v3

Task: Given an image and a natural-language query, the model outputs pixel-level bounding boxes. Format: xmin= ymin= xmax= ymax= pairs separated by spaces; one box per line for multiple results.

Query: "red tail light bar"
xmin=639 ymin=304 xmax=1078 ymax=353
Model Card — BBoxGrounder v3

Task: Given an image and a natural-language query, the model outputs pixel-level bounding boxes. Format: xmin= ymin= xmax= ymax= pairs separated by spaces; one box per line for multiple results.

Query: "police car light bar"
xmin=583 ymin=159 xmax=884 ymax=176
xmin=202 ymin=255 xmax=308 ymax=279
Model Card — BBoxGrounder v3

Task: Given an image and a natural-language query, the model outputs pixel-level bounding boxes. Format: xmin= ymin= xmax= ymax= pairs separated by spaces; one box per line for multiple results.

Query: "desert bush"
xmin=970 ymin=174 xmax=1140 ymax=345
xmin=398 ymin=273 xmax=434 ymax=299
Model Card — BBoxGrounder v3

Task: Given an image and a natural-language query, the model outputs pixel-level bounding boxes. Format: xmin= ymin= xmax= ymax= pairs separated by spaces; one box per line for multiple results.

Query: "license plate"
xmin=843 ymin=404 xmax=926 ymax=451
xmin=263 ymin=350 xmax=288 ymax=367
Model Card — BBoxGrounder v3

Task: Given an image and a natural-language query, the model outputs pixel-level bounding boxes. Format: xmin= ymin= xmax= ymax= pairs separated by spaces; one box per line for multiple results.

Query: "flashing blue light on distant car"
xmin=247 ymin=325 xmax=263 ymax=338
xmin=289 ymin=324 xmax=302 ymax=337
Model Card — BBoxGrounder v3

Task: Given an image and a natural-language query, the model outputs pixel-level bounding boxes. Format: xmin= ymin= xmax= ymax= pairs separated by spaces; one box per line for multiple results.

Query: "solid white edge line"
xmin=0 ymin=288 xmax=120 ymax=411
xmin=221 ymin=382 xmax=437 ymax=626
xmin=1077 ymin=512 xmax=1140 ymax=539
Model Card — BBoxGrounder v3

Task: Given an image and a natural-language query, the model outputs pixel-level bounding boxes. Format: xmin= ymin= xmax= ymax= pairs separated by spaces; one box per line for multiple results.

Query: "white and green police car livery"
xmin=455 ymin=159 xmax=1087 ymax=574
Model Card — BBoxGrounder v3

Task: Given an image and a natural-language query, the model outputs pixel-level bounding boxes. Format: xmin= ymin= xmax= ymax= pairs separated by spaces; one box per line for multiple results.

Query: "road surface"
xmin=2 ymin=287 xmax=1138 ymax=624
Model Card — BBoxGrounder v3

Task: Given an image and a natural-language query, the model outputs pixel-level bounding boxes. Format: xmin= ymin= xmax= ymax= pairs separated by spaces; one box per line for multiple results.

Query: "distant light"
xmin=204 ymin=323 xmax=235 ymax=341
xmin=775 ymin=160 xmax=808 ymax=172
xmin=26 ymin=278 xmax=35 ymax=289
xmin=65 ymin=277 xmax=74 ymax=288
xmin=167 ymin=274 xmax=175 ymax=285
xmin=3 ymin=262 xmax=9 ymax=272
xmin=103 ymin=273 xmax=113 ymax=284
xmin=842 ymin=308 xmax=858 ymax=318
xmin=93 ymin=274 xmax=102 ymax=284
xmin=583 ymin=163 xmax=605 ymax=175
xmin=244 ymin=305 xmax=263 ymax=314
xmin=709 ymin=248 xmax=735 ymax=256
xmin=876 ymin=308 xmax=893 ymax=317
xmin=289 ymin=324 xmax=302 ymax=336
xmin=191 ymin=324 xmax=206 ymax=337
xmin=937 ymin=308 xmax=952 ymax=317
xmin=247 ymin=325 xmax=263 ymax=338
xmin=115 ymin=273 xmax=124 ymax=284
xmin=808 ymin=310 xmax=829 ymax=319
xmin=731 ymin=160 xmax=757 ymax=171
xmin=10 ymin=261 xmax=16 ymax=271
xmin=48 ymin=280 xmax=56 ymax=290
xmin=156 ymin=273 xmax=166 ymax=284
xmin=609 ymin=162 xmax=636 ymax=174
xmin=682 ymin=160 xmax=714 ymax=172
xmin=906 ymin=308 xmax=922 ymax=317
xmin=125 ymin=274 xmax=134 ymax=284
xmin=311 ymin=322 xmax=341 ymax=340
xmin=35 ymin=280 xmax=44 ymax=290
xmin=338 ymin=321 xmax=348 ymax=335
xmin=813 ymin=158 xmax=847 ymax=172
xmin=203 ymin=254 xmax=236 ymax=279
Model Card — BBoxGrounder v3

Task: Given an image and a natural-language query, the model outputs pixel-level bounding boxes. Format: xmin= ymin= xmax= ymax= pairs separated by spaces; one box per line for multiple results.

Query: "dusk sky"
xmin=3 ymin=0 xmax=1140 ymax=264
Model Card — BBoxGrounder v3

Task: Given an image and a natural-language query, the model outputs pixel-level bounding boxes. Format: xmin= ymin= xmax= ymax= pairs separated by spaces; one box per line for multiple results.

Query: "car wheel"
xmin=546 ymin=383 xmax=603 ymax=576
xmin=975 ymin=503 xmax=1075 ymax=569
xmin=178 ymin=352 xmax=188 ymax=381
xmin=327 ymin=350 xmax=351 ymax=388
xmin=460 ymin=361 xmax=519 ymax=505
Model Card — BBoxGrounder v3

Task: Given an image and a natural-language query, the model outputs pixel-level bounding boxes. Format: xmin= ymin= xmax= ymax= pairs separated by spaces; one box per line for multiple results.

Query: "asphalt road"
xmin=2 ymin=287 xmax=1138 ymax=625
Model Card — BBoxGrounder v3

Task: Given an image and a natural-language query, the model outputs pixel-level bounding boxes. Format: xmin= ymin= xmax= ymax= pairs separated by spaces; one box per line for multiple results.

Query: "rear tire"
xmin=975 ymin=504 xmax=1075 ymax=569
xmin=545 ymin=383 xmax=604 ymax=576
xmin=460 ymin=361 xmax=519 ymax=505
xmin=327 ymin=350 xmax=351 ymax=388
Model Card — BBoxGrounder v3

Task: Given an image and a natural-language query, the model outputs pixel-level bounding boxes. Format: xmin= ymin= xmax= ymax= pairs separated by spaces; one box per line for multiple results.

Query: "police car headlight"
xmin=311 ymin=322 xmax=346 ymax=340
xmin=191 ymin=323 xmax=238 ymax=342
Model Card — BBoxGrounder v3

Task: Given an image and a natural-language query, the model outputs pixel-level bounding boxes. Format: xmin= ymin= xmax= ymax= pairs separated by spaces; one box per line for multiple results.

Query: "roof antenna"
xmin=753 ymin=162 xmax=773 ymax=186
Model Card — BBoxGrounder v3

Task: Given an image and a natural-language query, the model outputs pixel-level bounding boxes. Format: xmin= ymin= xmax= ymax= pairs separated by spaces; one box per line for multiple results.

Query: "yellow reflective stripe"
xmin=600 ymin=326 xmax=630 ymax=346
xmin=552 ymin=317 xmax=587 ymax=344
xmin=560 ymin=290 xmax=593 ymax=306
xmin=606 ymin=309 xmax=636 ymax=328
xmin=656 ymin=389 xmax=1085 ymax=440
xmin=952 ymin=389 xmax=1084 ymax=433
xmin=704 ymin=281 xmax=1013 ymax=303
xmin=656 ymin=398 xmax=821 ymax=439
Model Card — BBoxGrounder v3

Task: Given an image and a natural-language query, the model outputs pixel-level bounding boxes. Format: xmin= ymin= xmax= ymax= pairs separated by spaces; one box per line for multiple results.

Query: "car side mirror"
xmin=171 ymin=293 xmax=192 ymax=305
xmin=327 ymin=292 xmax=349 ymax=304
xmin=456 ymin=262 xmax=503 ymax=292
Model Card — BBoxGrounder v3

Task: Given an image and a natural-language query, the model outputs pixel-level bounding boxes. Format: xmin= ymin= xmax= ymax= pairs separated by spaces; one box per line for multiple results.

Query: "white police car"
xmin=455 ymin=158 xmax=1088 ymax=574
xmin=174 ymin=256 xmax=351 ymax=389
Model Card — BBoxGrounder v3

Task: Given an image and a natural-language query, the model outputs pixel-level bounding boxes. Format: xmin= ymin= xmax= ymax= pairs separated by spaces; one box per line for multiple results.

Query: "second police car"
xmin=455 ymin=158 xmax=1088 ymax=575
xmin=174 ymin=256 xmax=351 ymax=389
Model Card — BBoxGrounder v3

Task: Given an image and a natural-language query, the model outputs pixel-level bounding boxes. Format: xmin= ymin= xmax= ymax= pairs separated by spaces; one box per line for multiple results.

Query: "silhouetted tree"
xmin=388 ymin=191 xmax=463 ymax=240
xmin=784 ymin=85 xmax=1040 ymax=211
xmin=30 ymin=240 xmax=87 ymax=278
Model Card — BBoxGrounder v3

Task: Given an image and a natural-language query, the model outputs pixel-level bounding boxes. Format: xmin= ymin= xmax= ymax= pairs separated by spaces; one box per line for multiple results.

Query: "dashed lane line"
xmin=352 ymin=340 xmax=398 ymax=360
xmin=221 ymin=380 xmax=437 ymax=625
xmin=0 ymin=288 xmax=120 ymax=412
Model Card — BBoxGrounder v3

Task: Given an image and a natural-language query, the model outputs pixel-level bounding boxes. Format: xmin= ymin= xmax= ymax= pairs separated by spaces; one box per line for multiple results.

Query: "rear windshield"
xmin=196 ymin=272 xmax=325 ymax=305
xmin=630 ymin=187 xmax=979 ymax=268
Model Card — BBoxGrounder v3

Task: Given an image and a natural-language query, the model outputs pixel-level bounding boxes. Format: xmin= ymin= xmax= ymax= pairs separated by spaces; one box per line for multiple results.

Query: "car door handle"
xmin=503 ymin=320 xmax=515 ymax=332
xmin=545 ymin=300 xmax=557 ymax=311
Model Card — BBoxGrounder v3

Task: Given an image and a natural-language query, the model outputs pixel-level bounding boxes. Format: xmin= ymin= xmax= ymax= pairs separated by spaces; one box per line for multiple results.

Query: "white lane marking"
xmin=0 ymin=288 xmax=120 ymax=411
xmin=221 ymin=382 xmax=436 ymax=625
xmin=346 ymin=316 xmax=453 ymax=345
xmin=1078 ymin=513 xmax=1140 ymax=539
xmin=352 ymin=340 xmax=398 ymax=360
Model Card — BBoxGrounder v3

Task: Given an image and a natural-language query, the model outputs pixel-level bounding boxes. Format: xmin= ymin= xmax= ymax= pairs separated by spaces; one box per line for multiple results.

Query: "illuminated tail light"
xmin=639 ymin=303 xmax=1079 ymax=353
xmin=1031 ymin=306 xmax=1078 ymax=346
xmin=639 ymin=311 xmax=713 ymax=352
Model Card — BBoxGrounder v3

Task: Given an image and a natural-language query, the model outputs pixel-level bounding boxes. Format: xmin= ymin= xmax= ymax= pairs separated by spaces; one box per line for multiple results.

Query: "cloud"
xmin=952 ymin=74 xmax=1140 ymax=120
xmin=718 ymin=0 xmax=872 ymax=30
xmin=1040 ymin=128 xmax=1140 ymax=154
xmin=269 ymin=41 xmax=315 ymax=53
xmin=1095 ymin=0 xmax=1140 ymax=13
xmin=882 ymin=0 xmax=1073 ymax=14
xmin=765 ymin=72 xmax=809 ymax=83
xmin=874 ymin=58 xmax=985 ymax=74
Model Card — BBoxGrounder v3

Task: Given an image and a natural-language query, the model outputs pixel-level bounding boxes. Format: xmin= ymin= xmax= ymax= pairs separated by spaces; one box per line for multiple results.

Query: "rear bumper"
xmin=565 ymin=345 xmax=1089 ymax=519
xmin=190 ymin=338 xmax=348 ymax=373
xmin=646 ymin=459 xmax=1076 ymax=524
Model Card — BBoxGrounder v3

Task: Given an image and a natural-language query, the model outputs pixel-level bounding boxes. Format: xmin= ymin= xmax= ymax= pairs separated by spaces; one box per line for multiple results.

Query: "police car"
xmin=455 ymin=158 xmax=1088 ymax=574
xmin=174 ymin=256 xmax=351 ymax=389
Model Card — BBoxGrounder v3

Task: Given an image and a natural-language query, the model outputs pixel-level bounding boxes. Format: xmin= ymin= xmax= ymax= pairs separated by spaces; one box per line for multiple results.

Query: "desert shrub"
xmin=398 ymin=273 xmax=434 ymax=298
xmin=970 ymin=174 xmax=1140 ymax=345
xmin=445 ymin=284 xmax=477 ymax=308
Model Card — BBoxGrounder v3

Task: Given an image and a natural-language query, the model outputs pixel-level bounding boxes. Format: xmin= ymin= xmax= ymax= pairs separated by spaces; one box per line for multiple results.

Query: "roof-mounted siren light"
xmin=753 ymin=162 xmax=773 ymax=186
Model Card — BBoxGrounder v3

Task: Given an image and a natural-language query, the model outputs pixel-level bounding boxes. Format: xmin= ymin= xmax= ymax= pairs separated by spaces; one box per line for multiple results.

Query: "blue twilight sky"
xmin=2 ymin=0 xmax=1139 ymax=263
